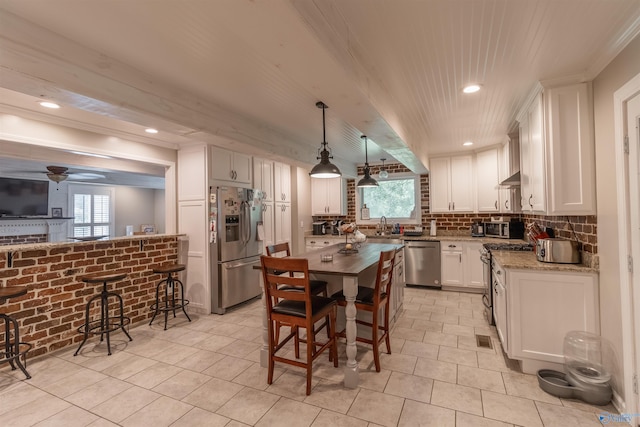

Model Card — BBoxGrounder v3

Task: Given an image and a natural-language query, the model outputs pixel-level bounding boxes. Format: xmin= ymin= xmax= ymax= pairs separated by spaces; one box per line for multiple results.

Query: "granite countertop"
xmin=491 ymin=250 xmax=598 ymax=273
xmin=0 ymin=233 xmax=187 ymax=253
xmin=305 ymin=231 xmax=525 ymax=244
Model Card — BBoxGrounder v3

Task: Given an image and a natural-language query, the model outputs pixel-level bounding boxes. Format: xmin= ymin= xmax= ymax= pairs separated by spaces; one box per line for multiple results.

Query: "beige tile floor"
xmin=1 ymin=287 xmax=615 ymax=426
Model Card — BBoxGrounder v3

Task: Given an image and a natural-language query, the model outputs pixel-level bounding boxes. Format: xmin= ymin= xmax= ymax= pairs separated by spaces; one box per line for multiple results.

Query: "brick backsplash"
xmin=313 ymin=163 xmax=597 ymax=254
xmin=0 ymin=235 xmax=180 ymax=358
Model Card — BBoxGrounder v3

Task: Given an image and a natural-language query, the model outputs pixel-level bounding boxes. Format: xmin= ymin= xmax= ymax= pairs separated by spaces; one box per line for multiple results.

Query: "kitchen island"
xmin=258 ymin=241 xmax=404 ymax=388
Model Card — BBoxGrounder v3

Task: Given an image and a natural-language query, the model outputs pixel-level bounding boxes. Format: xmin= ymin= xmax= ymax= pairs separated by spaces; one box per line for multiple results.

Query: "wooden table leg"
xmin=259 ymin=275 xmax=269 ymax=368
xmin=343 ymin=276 xmax=359 ymax=388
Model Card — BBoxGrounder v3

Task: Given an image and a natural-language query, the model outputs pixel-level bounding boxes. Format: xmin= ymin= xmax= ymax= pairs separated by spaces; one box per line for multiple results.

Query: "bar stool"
xmin=0 ymin=286 xmax=32 ymax=379
xmin=149 ymin=264 xmax=190 ymax=330
xmin=74 ymin=272 xmax=132 ymax=356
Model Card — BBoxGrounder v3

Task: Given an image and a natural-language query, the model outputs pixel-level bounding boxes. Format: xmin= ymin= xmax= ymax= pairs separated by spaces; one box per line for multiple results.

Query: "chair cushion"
xmin=331 ymin=287 xmax=386 ymax=305
xmin=278 ymin=280 xmax=327 ymax=295
xmin=272 ymin=296 xmax=336 ymax=318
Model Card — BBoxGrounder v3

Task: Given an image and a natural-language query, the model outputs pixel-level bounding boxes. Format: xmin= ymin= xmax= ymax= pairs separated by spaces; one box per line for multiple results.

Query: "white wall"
xmin=593 ymin=33 xmax=640 ymax=403
xmin=114 ymin=186 xmax=161 ymax=236
xmin=154 ymin=189 xmax=166 ymax=234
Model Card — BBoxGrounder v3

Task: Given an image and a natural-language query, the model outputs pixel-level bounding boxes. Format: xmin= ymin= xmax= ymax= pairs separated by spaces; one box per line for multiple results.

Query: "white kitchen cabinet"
xmin=499 ymin=137 xmax=520 ymax=213
xmin=304 ymin=236 xmax=342 ymax=252
xmin=544 ymin=83 xmax=596 ymax=215
xmin=390 ymin=248 xmax=405 ymax=324
xmin=519 ymin=91 xmax=546 ymax=212
xmin=261 ymin=202 xmax=275 ymax=250
xmin=253 ymin=157 xmax=274 ymax=202
xmin=476 ymin=148 xmax=500 ymax=212
xmin=441 ymin=242 xmax=464 ymax=286
xmin=464 ymin=241 xmax=484 ymax=289
xmin=274 ymin=202 xmax=291 ymax=245
xmin=518 ymin=82 xmax=595 ymax=215
xmin=311 ymin=177 xmax=347 ymax=215
xmin=274 ymin=162 xmax=292 ymax=203
xmin=497 ymin=260 xmax=599 ymax=374
xmin=430 ymin=156 xmax=474 ymax=213
xmin=441 ymin=240 xmax=483 ymax=290
xmin=210 ymin=147 xmax=252 ymax=185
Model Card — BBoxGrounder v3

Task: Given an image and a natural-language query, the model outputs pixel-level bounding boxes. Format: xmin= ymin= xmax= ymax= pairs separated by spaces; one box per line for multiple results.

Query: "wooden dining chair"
xmin=265 ymin=243 xmax=328 ymax=296
xmin=331 ymin=248 xmax=396 ymax=372
xmin=266 ymin=242 xmax=329 ymax=350
xmin=260 ymin=255 xmax=338 ymax=395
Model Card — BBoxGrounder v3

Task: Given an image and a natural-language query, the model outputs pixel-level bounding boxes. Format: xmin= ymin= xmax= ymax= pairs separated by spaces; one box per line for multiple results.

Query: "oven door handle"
xmin=482 ymin=293 xmax=491 ymax=309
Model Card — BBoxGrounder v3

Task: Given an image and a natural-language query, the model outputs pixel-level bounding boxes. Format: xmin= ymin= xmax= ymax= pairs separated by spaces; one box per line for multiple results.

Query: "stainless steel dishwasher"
xmin=404 ymin=240 xmax=441 ymax=287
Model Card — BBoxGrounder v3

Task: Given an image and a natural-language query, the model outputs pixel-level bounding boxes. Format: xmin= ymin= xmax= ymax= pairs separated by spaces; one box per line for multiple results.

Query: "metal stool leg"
xmin=74 ymin=293 xmax=102 ymax=356
xmin=114 ymin=292 xmax=133 ymax=342
xmin=174 ymin=277 xmax=192 ymax=322
xmin=1 ymin=314 xmax=31 ymax=379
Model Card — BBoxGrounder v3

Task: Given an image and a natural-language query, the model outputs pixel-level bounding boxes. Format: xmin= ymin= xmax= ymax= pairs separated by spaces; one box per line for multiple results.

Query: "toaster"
xmin=536 ymin=238 xmax=581 ymax=264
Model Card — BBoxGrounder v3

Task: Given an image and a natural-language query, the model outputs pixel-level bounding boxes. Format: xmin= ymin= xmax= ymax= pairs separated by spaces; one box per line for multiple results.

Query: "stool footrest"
xmin=0 ymin=342 xmax=32 ymax=361
xmin=150 ymin=299 xmax=190 ymax=312
xmin=78 ymin=317 xmax=131 ymax=335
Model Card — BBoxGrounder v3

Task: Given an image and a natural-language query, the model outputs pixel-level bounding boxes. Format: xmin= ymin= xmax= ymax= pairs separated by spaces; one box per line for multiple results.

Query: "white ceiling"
xmin=1 ymin=0 xmax=639 ymax=182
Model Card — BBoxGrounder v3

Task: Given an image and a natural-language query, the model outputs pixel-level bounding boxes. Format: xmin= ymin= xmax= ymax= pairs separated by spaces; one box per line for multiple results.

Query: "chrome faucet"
xmin=380 ymin=216 xmax=387 ymax=235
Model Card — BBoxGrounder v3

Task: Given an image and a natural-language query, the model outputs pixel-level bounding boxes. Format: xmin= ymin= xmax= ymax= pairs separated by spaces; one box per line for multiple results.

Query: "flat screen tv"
xmin=0 ymin=177 xmax=50 ymax=217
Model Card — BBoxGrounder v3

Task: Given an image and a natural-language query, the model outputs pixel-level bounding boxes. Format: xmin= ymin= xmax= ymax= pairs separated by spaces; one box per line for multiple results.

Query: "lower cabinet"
xmin=441 ymin=241 xmax=484 ymax=290
xmin=498 ymin=262 xmax=599 ymax=374
xmin=304 ymin=236 xmax=342 ymax=252
xmin=390 ymin=248 xmax=405 ymax=324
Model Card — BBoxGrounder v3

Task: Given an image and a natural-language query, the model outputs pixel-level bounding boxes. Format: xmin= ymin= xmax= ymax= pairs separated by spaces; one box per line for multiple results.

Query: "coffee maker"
xmin=312 ymin=221 xmax=327 ymax=235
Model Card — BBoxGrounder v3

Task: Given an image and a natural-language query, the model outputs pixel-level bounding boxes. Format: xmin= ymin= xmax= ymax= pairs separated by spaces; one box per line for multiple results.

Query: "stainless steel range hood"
xmin=499 ymin=171 xmax=521 ymax=187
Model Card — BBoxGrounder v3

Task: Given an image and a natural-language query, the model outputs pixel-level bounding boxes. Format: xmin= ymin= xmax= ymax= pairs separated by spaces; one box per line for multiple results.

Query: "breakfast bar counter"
xmin=258 ymin=242 xmax=403 ymax=388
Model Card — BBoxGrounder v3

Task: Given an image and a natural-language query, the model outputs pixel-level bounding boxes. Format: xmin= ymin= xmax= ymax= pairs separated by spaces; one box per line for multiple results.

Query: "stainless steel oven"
xmin=479 ymin=246 xmax=494 ymax=325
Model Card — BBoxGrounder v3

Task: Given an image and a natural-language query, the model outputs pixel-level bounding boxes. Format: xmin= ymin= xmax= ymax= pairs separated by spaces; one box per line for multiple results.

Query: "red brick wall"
xmin=0 ymin=235 xmax=180 ymax=358
xmin=0 ymin=234 xmax=48 ymax=245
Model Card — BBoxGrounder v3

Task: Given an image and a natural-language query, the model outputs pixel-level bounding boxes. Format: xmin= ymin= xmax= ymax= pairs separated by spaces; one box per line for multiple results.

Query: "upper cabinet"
xmin=253 ymin=157 xmax=274 ymax=202
xmin=430 ymin=156 xmax=474 ymax=213
xmin=475 ymin=148 xmax=500 ymax=212
xmin=311 ymin=177 xmax=347 ymax=215
xmin=273 ymin=162 xmax=291 ymax=203
xmin=518 ymin=83 xmax=595 ymax=215
xmin=519 ymin=92 xmax=546 ymax=212
xmin=210 ymin=147 xmax=252 ymax=185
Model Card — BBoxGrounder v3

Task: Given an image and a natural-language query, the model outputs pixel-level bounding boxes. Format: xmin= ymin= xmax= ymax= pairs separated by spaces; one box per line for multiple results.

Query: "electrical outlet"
xmin=300 ymin=220 xmax=304 ymax=228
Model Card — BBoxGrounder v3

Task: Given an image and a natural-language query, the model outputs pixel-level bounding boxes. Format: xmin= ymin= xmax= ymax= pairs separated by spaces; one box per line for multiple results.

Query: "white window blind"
xmin=69 ymin=185 xmax=114 ymax=238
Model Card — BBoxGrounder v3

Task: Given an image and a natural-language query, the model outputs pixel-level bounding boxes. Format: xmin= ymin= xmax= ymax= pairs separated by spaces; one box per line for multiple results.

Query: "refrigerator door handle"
xmin=224 ymin=258 xmax=261 ymax=269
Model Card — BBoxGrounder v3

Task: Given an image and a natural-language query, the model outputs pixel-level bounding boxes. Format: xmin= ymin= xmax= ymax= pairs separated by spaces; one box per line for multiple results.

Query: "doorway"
xmin=615 ymin=73 xmax=640 ymax=420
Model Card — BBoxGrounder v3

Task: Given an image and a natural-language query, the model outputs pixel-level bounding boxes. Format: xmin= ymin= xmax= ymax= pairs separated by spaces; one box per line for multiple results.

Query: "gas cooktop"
xmin=483 ymin=243 xmax=534 ymax=251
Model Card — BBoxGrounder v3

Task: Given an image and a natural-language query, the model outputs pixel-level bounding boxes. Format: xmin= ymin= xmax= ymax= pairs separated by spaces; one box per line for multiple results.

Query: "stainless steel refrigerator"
xmin=209 ymin=185 xmax=263 ymax=314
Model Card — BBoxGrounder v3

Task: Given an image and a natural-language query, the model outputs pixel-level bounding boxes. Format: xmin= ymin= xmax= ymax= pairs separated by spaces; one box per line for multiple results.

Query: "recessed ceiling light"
xmin=39 ymin=101 xmax=60 ymax=109
xmin=463 ymin=84 xmax=481 ymax=94
xmin=463 ymin=141 xmax=474 ymax=146
xmin=145 ymin=128 xmax=158 ymax=134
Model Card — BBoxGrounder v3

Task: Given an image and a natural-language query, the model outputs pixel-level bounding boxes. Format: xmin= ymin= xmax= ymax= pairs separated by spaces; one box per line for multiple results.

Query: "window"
xmin=68 ymin=184 xmax=114 ymax=237
xmin=355 ymin=173 xmax=421 ymax=225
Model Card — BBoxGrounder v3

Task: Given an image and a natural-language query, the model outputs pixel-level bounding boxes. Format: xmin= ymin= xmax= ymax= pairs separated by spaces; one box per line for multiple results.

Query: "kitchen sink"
xmin=366 ymin=237 xmax=403 ymax=244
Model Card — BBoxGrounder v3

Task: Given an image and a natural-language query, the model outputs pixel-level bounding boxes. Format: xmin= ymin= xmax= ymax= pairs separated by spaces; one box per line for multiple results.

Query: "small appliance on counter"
xmin=471 ymin=221 xmax=485 ymax=237
xmin=536 ymin=238 xmax=581 ymax=264
xmin=484 ymin=219 xmax=524 ymax=239
xmin=312 ymin=221 xmax=327 ymax=235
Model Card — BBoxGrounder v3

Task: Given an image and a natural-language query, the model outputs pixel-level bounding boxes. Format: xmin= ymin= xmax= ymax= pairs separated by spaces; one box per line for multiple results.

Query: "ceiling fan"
xmin=44 ymin=165 xmax=105 ymax=183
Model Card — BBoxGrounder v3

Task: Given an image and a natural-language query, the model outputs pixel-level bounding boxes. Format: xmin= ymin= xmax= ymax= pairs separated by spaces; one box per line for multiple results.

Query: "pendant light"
xmin=357 ymin=135 xmax=379 ymax=187
xmin=309 ymin=101 xmax=341 ymax=178
xmin=379 ymin=158 xmax=389 ymax=179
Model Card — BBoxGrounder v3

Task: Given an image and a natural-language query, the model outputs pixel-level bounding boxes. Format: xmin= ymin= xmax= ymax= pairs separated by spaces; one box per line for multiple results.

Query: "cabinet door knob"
xmin=452 ymin=202 xmax=455 ymax=210
xmin=529 ymin=194 xmax=534 ymax=208
xmin=495 ymin=200 xmax=498 ymax=209
xmin=505 ymin=199 xmax=509 ymax=209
